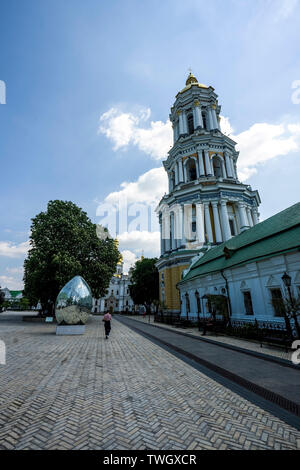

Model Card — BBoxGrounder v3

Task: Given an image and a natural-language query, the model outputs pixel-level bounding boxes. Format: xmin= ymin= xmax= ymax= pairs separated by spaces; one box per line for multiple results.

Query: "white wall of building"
xmin=179 ymin=250 xmax=300 ymax=325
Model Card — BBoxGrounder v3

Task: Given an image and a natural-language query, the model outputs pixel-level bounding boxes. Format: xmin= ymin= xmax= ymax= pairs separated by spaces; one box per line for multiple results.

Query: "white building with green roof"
xmin=178 ymin=203 xmax=300 ymax=325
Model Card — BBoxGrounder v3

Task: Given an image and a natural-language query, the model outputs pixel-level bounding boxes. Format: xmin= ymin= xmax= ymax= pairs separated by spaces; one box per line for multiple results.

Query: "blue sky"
xmin=1 ymin=0 xmax=300 ymax=289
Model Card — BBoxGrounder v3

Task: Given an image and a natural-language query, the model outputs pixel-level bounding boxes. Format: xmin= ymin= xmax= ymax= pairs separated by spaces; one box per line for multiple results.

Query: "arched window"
xmin=191 ymin=204 xmax=196 ymax=238
xmin=202 ymin=111 xmax=207 ymax=130
xmin=187 ymin=114 xmax=194 ymax=135
xmin=186 ymin=159 xmax=197 ymax=182
xmin=212 ymin=156 xmax=223 ymax=178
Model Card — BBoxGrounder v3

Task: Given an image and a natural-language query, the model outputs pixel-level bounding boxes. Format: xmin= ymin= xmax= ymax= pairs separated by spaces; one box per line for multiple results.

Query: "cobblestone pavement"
xmin=127 ymin=315 xmax=291 ymax=361
xmin=0 ymin=314 xmax=299 ymax=450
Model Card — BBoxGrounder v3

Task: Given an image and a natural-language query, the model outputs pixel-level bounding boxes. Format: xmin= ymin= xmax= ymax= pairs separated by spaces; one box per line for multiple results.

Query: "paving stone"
xmin=0 ymin=314 xmax=299 ymax=450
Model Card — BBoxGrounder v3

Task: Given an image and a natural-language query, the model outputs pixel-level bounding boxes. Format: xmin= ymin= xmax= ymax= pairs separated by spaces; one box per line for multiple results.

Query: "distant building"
xmin=1 ymin=288 xmax=23 ymax=303
xmin=178 ymin=203 xmax=300 ymax=325
xmin=93 ymin=261 xmax=135 ymax=313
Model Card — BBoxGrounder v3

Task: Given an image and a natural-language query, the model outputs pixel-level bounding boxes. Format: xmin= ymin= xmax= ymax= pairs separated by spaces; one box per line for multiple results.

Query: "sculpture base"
xmin=56 ymin=325 xmax=85 ymax=335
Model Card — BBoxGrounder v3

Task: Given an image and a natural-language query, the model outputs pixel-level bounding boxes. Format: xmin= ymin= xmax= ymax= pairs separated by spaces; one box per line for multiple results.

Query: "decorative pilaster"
xmin=178 ymin=159 xmax=184 ymax=182
xmin=204 ymin=202 xmax=213 ymax=243
xmin=160 ymin=217 xmax=165 ymax=255
xmin=198 ymin=151 xmax=205 ymax=176
xmin=177 ymin=110 xmax=184 ymax=136
xmin=196 ymin=203 xmax=205 ymax=244
xmin=182 ymin=110 xmax=188 ymax=135
xmin=193 ymin=101 xmax=203 ymax=128
xmin=211 ymin=106 xmax=219 ymax=129
xmin=238 ymin=202 xmax=250 ymax=232
xmin=170 ymin=212 xmax=176 ymax=251
xmin=180 ymin=204 xmax=186 ymax=247
xmin=224 ymin=152 xmax=233 ymax=178
xmin=207 ymin=107 xmax=214 ymax=130
xmin=204 ymin=150 xmax=212 ymax=176
xmin=221 ymin=158 xmax=226 ymax=178
xmin=174 ymin=207 xmax=181 ymax=248
xmin=174 ymin=164 xmax=178 ymax=186
xmin=164 ymin=210 xmax=171 ymax=251
xmin=246 ymin=207 xmax=253 ymax=227
xmin=220 ymin=200 xmax=231 ymax=241
xmin=252 ymin=207 xmax=259 ymax=225
xmin=212 ymin=202 xmax=222 ymax=243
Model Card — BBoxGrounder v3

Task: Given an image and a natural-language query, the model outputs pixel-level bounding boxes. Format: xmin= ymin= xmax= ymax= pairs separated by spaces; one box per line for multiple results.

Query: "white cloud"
xmin=233 ymin=120 xmax=300 ymax=181
xmin=0 ymin=275 xmax=23 ymax=290
xmin=118 ymin=231 xmax=160 ymax=259
xmin=6 ymin=267 xmax=23 ymax=275
xmin=220 ymin=115 xmax=234 ymax=136
xmin=0 ymin=240 xmax=30 ymax=258
xmin=121 ymin=250 xmax=138 ymax=274
xmin=105 ymin=167 xmax=168 ymax=207
xmin=99 ymin=106 xmax=300 ymax=258
xmin=272 ymin=0 xmax=298 ymax=22
xmin=98 ymin=106 xmax=172 ymax=160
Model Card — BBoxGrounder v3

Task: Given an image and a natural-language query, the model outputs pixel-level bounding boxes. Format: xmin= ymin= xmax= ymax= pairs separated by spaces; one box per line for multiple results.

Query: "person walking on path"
xmin=103 ymin=311 xmax=112 ymax=339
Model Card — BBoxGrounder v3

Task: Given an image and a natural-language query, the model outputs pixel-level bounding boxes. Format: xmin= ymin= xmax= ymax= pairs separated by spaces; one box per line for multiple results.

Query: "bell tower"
xmin=156 ymin=72 xmax=261 ymax=315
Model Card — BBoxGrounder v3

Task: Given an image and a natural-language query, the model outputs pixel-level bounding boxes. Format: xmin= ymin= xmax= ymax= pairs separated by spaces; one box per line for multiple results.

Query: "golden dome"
xmin=186 ymin=72 xmax=198 ymax=86
xmin=176 ymin=72 xmax=209 ymax=96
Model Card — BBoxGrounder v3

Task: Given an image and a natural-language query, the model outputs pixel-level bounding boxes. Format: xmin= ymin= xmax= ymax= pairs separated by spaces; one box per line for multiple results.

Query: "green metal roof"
xmin=9 ymin=290 xmax=23 ymax=298
xmin=180 ymin=202 xmax=300 ymax=284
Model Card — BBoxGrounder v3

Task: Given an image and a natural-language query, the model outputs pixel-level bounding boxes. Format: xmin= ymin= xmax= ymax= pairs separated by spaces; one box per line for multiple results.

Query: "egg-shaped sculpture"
xmin=55 ymin=276 xmax=93 ymax=325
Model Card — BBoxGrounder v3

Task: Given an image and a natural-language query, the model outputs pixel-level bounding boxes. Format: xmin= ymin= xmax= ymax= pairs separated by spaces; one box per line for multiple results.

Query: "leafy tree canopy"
xmin=24 ymin=200 xmax=120 ymax=310
xmin=129 ymin=257 xmax=159 ymax=309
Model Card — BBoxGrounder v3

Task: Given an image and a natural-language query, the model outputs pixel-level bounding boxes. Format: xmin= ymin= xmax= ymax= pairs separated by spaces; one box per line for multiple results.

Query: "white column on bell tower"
xmin=220 ymin=200 xmax=231 ymax=241
xmin=212 ymin=202 xmax=222 ymax=243
xmin=204 ymin=202 xmax=213 ymax=243
xmin=252 ymin=207 xmax=259 ymax=225
xmin=198 ymin=151 xmax=205 ymax=176
xmin=238 ymin=202 xmax=250 ymax=232
xmin=211 ymin=106 xmax=219 ymax=129
xmin=196 ymin=202 xmax=205 ymax=244
xmin=178 ymin=159 xmax=184 ymax=182
xmin=246 ymin=206 xmax=254 ymax=227
xmin=178 ymin=110 xmax=184 ymax=135
xmin=204 ymin=150 xmax=212 ymax=176
xmin=224 ymin=151 xmax=233 ymax=178
xmin=207 ymin=107 xmax=214 ymax=130
xmin=193 ymin=101 xmax=203 ymax=129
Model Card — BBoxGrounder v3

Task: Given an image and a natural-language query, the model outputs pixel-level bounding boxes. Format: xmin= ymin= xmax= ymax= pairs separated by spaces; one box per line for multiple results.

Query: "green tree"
xmin=129 ymin=257 xmax=159 ymax=313
xmin=24 ymin=200 xmax=120 ymax=313
xmin=19 ymin=297 xmax=30 ymax=311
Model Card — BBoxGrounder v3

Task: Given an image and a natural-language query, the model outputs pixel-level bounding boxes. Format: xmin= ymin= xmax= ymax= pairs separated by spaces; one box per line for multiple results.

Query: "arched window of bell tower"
xmin=187 ymin=113 xmax=194 ymax=135
xmin=202 ymin=111 xmax=207 ymax=130
xmin=212 ymin=156 xmax=223 ymax=178
xmin=185 ymin=158 xmax=197 ymax=182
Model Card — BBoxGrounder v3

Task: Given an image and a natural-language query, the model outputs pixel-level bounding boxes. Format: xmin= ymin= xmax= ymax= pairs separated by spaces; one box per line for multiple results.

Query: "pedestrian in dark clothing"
xmin=103 ymin=312 xmax=112 ymax=339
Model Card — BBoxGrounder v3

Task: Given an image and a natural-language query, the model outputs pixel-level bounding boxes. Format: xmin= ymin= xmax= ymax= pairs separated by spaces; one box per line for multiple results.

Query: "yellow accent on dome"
xmin=177 ymin=73 xmax=209 ymax=96
xmin=186 ymin=72 xmax=198 ymax=86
